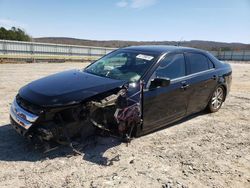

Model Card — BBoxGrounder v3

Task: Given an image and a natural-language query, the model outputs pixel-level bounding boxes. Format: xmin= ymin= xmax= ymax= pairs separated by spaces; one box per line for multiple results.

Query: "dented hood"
xmin=19 ymin=69 xmax=126 ymax=107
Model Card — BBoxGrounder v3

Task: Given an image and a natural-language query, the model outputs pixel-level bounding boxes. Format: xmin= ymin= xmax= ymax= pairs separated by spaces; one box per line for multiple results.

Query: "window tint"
xmin=155 ymin=54 xmax=185 ymax=79
xmin=186 ymin=53 xmax=209 ymax=74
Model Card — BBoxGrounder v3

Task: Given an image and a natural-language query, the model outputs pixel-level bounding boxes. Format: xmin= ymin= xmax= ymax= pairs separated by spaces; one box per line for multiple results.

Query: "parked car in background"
xmin=10 ymin=45 xmax=232 ymax=149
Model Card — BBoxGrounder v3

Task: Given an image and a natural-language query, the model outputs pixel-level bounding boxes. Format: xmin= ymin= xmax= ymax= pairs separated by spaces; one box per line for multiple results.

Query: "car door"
xmin=184 ymin=52 xmax=218 ymax=115
xmin=142 ymin=53 xmax=190 ymax=132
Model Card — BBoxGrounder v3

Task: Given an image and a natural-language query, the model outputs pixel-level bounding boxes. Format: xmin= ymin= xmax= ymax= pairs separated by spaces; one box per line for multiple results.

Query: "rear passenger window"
xmin=186 ymin=53 xmax=210 ymax=74
xmin=155 ymin=53 xmax=185 ymax=79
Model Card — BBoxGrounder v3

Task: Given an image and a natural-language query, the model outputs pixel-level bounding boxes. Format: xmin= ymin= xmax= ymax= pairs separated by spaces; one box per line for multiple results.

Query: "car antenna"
xmin=177 ymin=37 xmax=184 ymax=46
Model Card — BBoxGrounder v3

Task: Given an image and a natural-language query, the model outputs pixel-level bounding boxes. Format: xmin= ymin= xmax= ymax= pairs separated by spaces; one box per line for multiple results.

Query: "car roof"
xmin=122 ymin=45 xmax=206 ymax=55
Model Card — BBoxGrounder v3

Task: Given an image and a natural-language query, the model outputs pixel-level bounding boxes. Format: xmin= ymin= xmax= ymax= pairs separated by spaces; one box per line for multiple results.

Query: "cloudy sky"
xmin=0 ymin=0 xmax=249 ymax=43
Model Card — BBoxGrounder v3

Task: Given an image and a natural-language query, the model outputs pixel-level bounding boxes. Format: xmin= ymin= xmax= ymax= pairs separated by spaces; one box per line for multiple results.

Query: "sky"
xmin=0 ymin=0 xmax=250 ymax=43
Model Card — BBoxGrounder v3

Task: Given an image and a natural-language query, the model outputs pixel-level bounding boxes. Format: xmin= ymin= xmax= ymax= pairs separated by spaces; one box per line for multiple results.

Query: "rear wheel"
xmin=207 ymin=86 xmax=225 ymax=113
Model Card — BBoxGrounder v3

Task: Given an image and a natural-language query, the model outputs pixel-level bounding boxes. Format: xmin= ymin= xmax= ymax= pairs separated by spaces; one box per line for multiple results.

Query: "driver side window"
xmin=155 ymin=53 xmax=186 ymax=80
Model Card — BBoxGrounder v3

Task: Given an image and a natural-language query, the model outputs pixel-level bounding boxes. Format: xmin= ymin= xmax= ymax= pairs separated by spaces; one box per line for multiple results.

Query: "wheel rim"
xmin=211 ymin=87 xmax=224 ymax=109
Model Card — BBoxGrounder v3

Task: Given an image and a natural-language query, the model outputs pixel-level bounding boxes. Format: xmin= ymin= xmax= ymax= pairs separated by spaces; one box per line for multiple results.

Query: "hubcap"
xmin=211 ymin=87 xmax=224 ymax=109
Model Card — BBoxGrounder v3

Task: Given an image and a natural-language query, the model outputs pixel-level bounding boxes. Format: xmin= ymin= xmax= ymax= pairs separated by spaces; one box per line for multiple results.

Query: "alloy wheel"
xmin=211 ymin=87 xmax=224 ymax=110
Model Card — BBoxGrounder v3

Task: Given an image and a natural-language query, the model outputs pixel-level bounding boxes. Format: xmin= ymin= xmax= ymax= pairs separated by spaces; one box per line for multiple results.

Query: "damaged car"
xmin=10 ymin=45 xmax=232 ymax=149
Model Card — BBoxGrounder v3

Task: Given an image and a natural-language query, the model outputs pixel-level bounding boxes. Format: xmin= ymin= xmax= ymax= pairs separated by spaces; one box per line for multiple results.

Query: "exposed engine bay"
xmin=11 ymin=84 xmax=143 ymax=152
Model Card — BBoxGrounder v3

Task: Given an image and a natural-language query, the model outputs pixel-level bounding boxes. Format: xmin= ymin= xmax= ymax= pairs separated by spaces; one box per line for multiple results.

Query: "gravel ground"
xmin=0 ymin=62 xmax=249 ymax=188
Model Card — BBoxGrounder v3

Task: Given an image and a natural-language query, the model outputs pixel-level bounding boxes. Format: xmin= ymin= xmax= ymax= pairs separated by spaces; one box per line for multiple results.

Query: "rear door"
xmin=184 ymin=52 xmax=218 ymax=114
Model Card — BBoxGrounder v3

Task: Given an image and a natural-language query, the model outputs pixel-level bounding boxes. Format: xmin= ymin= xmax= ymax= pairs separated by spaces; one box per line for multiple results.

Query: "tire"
xmin=206 ymin=86 xmax=225 ymax=113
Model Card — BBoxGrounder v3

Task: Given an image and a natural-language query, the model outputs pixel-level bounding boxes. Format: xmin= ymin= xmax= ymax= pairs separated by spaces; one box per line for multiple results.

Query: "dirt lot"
xmin=0 ymin=62 xmax=249 ymax=188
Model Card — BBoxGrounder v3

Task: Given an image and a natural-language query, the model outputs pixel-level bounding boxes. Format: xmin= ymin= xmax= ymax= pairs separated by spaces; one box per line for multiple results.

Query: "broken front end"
xmin=10 ymin=83 xmax=143 ymax=148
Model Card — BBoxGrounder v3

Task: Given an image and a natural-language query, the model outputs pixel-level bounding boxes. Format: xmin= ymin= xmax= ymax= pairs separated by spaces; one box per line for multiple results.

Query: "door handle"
xmin=181 ymin=83 xmax=190 ymax=90
xmin=211 ymin=75 xmax=217 ymax=80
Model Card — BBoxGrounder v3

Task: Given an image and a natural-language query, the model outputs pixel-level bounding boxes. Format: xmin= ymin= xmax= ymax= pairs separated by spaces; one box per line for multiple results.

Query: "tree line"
xmin=0 ymin=27 xmax=31 ymax=41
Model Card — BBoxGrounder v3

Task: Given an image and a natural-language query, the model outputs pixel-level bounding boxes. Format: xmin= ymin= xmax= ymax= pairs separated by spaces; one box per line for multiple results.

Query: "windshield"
xmin=84 ymin=50 xmax=157 ymax=82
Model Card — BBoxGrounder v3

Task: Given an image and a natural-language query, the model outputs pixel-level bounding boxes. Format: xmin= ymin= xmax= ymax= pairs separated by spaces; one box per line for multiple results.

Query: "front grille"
xmin=16 ymin=95 xmax=43 ymax=115
xmin=10 ymin=116 xmax=29 ymax=136
xmin=10 ymin=98 xmax=39 ymax=130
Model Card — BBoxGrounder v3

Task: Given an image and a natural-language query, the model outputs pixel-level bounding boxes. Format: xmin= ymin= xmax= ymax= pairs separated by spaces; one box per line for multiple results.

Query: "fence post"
xmin=3 ymin=40 xmax=7 ymax=54
xmin=218 ymin=49 xmax=221 ymax=60
xmin=242 ymin=50 xmax=245 ymax=61
xmin=89 ymin=48 xmax=92 ymax=56
xmin=30 ymin=41 xmax=35 ymax=63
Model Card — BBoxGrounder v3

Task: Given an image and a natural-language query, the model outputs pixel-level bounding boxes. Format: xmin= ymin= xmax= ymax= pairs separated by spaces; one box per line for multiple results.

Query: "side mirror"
xmin=149 ymin=77 xmax=170 ymax=89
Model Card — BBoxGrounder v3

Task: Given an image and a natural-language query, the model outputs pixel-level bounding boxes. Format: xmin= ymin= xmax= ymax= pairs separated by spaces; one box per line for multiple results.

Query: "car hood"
xmin=19 ymin=69 xmax=126 ymax=107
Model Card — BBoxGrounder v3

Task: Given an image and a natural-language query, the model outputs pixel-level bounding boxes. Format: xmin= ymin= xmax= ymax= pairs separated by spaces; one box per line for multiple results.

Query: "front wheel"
xmin=207 ymin=86 xmax=225 ymax=113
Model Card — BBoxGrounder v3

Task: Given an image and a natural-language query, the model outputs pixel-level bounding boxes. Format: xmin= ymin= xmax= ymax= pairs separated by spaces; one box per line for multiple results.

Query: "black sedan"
xmin=10 ymin=45 xmax=232 ymax=148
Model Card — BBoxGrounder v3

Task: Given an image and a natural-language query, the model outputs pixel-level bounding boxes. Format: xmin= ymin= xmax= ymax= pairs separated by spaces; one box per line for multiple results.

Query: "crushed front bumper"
xmin=9 ymin=98 xmax=39 ymax=136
